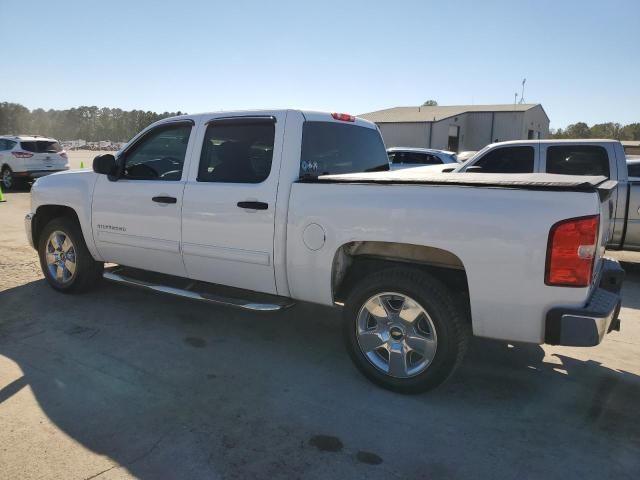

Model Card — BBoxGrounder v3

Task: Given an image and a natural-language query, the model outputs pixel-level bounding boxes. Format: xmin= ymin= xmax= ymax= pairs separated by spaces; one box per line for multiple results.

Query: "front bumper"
xmin=545 ymin=258 xmax=624 ymax=347
xmin=25 ymin=213 xmax=35 ymax=249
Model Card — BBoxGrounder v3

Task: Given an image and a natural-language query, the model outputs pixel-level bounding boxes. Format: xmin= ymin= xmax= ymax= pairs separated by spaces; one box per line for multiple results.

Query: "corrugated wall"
xmin=462 ymin=112 xmax=493 ymax=150
xmin=378 ymin=122 xmax=431 ymax=148
xmin=522 ymin=105 xmax=550 ymax=139
xmin=491 ymin=112 xmax=525 ymax=143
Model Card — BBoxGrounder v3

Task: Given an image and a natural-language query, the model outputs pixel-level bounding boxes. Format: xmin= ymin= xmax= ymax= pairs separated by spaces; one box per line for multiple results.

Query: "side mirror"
xmin=93 ymin=154 xmax=117 ymax=176
xmin=464 ymin=166 xmax=484 ymax=173
xmin=441 ymin=167 xmax=456 ymax=173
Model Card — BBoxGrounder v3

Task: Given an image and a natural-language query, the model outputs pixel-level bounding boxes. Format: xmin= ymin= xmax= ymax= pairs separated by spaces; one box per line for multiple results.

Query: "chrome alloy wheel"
xmin=356 ymin=292 xmax=438 ymax=378
xmin=45 ymin=230 xmax=77 ymax=284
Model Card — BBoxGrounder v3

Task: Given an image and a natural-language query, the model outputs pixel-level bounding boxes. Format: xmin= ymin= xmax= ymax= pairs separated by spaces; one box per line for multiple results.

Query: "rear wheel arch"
xmin=331 ymin=241 xmax=471 ymax=322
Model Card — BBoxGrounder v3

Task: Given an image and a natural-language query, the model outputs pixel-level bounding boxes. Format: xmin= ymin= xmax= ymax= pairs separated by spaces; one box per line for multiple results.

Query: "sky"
xmin=1 ymin=0 xmax=638 ymax=129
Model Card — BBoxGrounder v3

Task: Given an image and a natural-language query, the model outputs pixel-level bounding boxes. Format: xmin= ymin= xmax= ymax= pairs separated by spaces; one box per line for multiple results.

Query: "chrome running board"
xmin=103 ymin=266 xmax=294 ymax=312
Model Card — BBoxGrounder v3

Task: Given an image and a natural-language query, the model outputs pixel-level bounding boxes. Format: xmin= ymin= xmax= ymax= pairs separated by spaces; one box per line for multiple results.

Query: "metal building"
xmin=360 ymin=104 xmax=550 ymax=152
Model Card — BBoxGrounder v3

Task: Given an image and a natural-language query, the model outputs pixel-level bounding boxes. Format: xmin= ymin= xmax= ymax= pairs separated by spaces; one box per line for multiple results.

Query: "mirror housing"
xmin=93 ymin=154 xmax=118 ymax=177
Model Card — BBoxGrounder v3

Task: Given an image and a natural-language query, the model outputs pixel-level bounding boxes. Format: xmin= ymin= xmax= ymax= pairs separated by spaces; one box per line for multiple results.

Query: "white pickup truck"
xmin=25 ymin=110 xmax=624 ymax=393
xmin=420 ymin=139 xmax=640 ymax=252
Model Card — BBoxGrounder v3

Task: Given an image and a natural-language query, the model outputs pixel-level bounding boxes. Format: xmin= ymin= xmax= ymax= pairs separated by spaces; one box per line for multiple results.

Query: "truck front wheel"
xmin=38 ymin=217 xmax=104 ymax=293
xmin=343 ymin=267 xmax=470 ymax=393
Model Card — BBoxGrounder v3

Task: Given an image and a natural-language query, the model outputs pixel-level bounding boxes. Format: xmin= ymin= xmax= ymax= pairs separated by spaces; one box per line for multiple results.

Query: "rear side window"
xmin=404 ymin=153 xmax=440 ymax=165
xmin=628 ymin=163 xmax=640 ymax=178
xmin=300 ymin=122 xmax=389 ymax=177
xmin=472 ymin=146 xmax=535 ymax=173
xmin=20 ymin=140 xmax=62 ymax=153
xmin=198 ymin=120 xmax=275 ymax=183
xmin=546 ymin=145 xmax=610 ymax=177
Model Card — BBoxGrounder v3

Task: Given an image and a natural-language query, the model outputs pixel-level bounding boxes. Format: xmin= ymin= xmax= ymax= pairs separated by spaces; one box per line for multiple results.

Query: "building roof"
xmin=360 ymin=104 xmax=543 ymax=123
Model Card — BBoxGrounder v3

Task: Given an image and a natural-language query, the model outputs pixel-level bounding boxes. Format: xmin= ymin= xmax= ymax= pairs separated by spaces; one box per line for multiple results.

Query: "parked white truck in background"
xmin=25 ymin=111 xmax=624 ymax=393
xmin=415 ymin=139 xmax=640 ymax=252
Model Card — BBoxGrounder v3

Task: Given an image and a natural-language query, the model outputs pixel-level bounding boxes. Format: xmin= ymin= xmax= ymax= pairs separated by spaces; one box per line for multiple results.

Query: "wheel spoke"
xmin=56 ymin=264 xmax=64 ymax=281
xmin=358 ymin=329 xmax=386 ymax=352
xmin=364 ymin=296 xmax=390 ymax=319
xmin=62 ymin=236 xmax=73 ymax=253
xmin=378 ymin=295 xmax=398 ymax=319
xmin=399 ymin=297 xmax=423 ymax=323
xmin=51 ymin=234 xmax=63 ymax=250
xmin=64 ymin=259 xmax=76 ymax=275
xmin=46 ymin=252 xmax=56 ymax=266
xmin=405 ymin=334 xmax=436 ymax=360
xmin=388 ymin=343 xmax=408 ymax=377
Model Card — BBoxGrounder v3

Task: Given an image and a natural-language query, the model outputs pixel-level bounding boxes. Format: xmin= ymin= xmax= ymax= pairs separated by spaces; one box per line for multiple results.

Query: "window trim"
xmin=205 ymin=115 xmax=276 ymax=126
xmin=196 ymin=118 xmax=277 ymax=184
xmin=117 ymin=120 xmax=194 ymax=181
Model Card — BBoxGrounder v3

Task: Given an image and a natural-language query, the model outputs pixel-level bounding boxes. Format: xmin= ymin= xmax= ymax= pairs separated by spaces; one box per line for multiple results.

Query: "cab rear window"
xmin=21 ymin=141 xmax=63 ymax=153
xmin=546 ymin=145 xmax=610 ymax=177
xmin=300 ymin=122 xmax=389 ymax=177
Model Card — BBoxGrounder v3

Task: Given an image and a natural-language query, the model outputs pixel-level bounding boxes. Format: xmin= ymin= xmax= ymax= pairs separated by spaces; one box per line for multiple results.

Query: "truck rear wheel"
xmin=343 ymin=267 xmax=470 ymax=393
xmin=38 ymin=217 xmax=104 ymax=293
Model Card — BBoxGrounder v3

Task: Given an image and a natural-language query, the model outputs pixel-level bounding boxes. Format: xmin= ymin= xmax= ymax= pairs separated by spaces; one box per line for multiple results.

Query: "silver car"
xmin=387 ymin=147 xmax=458 ymax=171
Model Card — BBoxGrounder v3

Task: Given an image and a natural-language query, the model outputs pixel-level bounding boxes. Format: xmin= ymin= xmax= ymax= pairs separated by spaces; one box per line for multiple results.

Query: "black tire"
xmin=343 ymin=267 xmax=470 ymax=394
xmin=38 ymin=216 xmax=104 ymax=293
xmin=1 ymin=166 xmax=24 ymax=191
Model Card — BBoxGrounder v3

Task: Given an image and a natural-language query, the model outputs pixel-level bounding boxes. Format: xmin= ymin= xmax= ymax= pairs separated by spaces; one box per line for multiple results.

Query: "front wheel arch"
xmin=33 ymin=205 xmax=82 ymax=251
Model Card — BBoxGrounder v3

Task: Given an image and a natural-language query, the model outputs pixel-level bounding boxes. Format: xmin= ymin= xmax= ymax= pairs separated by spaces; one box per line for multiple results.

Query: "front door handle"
xmin=152 ymin=196 xmax=177 ymax=204
xmin=237 ymin=201 xmax=268 ymax=210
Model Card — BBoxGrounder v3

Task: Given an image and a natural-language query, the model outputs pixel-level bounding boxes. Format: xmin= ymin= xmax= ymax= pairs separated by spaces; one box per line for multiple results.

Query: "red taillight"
xmin=545 ymin=215 xmax=599 ymax=287
xmin=11 ymin=151 xmax=33 ymax=159
xmin=60 ymin=151 xmax=68 ymax=160
xmin=331 ymin=112 xmax=355 ymax=122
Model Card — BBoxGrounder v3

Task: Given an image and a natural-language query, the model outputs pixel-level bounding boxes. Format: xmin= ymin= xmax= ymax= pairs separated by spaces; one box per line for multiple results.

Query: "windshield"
xmin=300 ymin=122 xmax=389 ymax=177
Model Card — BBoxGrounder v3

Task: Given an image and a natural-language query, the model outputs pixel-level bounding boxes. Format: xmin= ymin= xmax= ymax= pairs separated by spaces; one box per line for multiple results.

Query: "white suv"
xmin=0 ymin=135 xmax=70 ymax=190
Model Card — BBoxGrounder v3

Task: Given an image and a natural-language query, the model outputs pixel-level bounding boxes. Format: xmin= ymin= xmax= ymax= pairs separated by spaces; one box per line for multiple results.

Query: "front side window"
xmin=472 ymin=146 xmax=535 ymax=173
xmin=546 ymin=145 xmax=610 ymax=177
xmin=198 ymin=120 xmax=275 ymax=183
xmin=122 ymin=124 xmax=191 ymax=181
xmin=300 ymin=122 xmax=389 ymax=177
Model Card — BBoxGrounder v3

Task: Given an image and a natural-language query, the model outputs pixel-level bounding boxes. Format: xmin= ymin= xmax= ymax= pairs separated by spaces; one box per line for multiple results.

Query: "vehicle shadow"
xmin=0 ymin=277 xmax=639 ymax=479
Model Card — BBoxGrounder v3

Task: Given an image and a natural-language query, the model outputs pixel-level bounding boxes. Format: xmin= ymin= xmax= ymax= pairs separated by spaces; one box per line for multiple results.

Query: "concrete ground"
xmin=1 ymin=166 xmax=639 ymax=479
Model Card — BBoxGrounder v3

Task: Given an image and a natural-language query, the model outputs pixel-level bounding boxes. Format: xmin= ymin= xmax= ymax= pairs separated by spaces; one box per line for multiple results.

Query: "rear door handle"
xmin=152 ymin=196 xmax=177 ymax=204
xmin=237 ymin=201 xmax=268 ymax=210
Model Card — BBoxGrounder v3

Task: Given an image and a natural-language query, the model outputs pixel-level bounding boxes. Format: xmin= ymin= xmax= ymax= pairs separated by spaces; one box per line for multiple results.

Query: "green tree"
xmin=422 ymin=100 xmax=438 ymax=106
xmin=0 ymin=102 xmax=184 ymax=142
xmin=590 ymin=122 xmax=622 ymax=139
xmin=563 ymin=122 xmax=591 ymax=138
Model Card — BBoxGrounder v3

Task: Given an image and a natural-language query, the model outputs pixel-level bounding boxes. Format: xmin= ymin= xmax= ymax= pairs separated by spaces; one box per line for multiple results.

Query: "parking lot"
xmin=1 ymin=176 xmax=639 ymax=479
